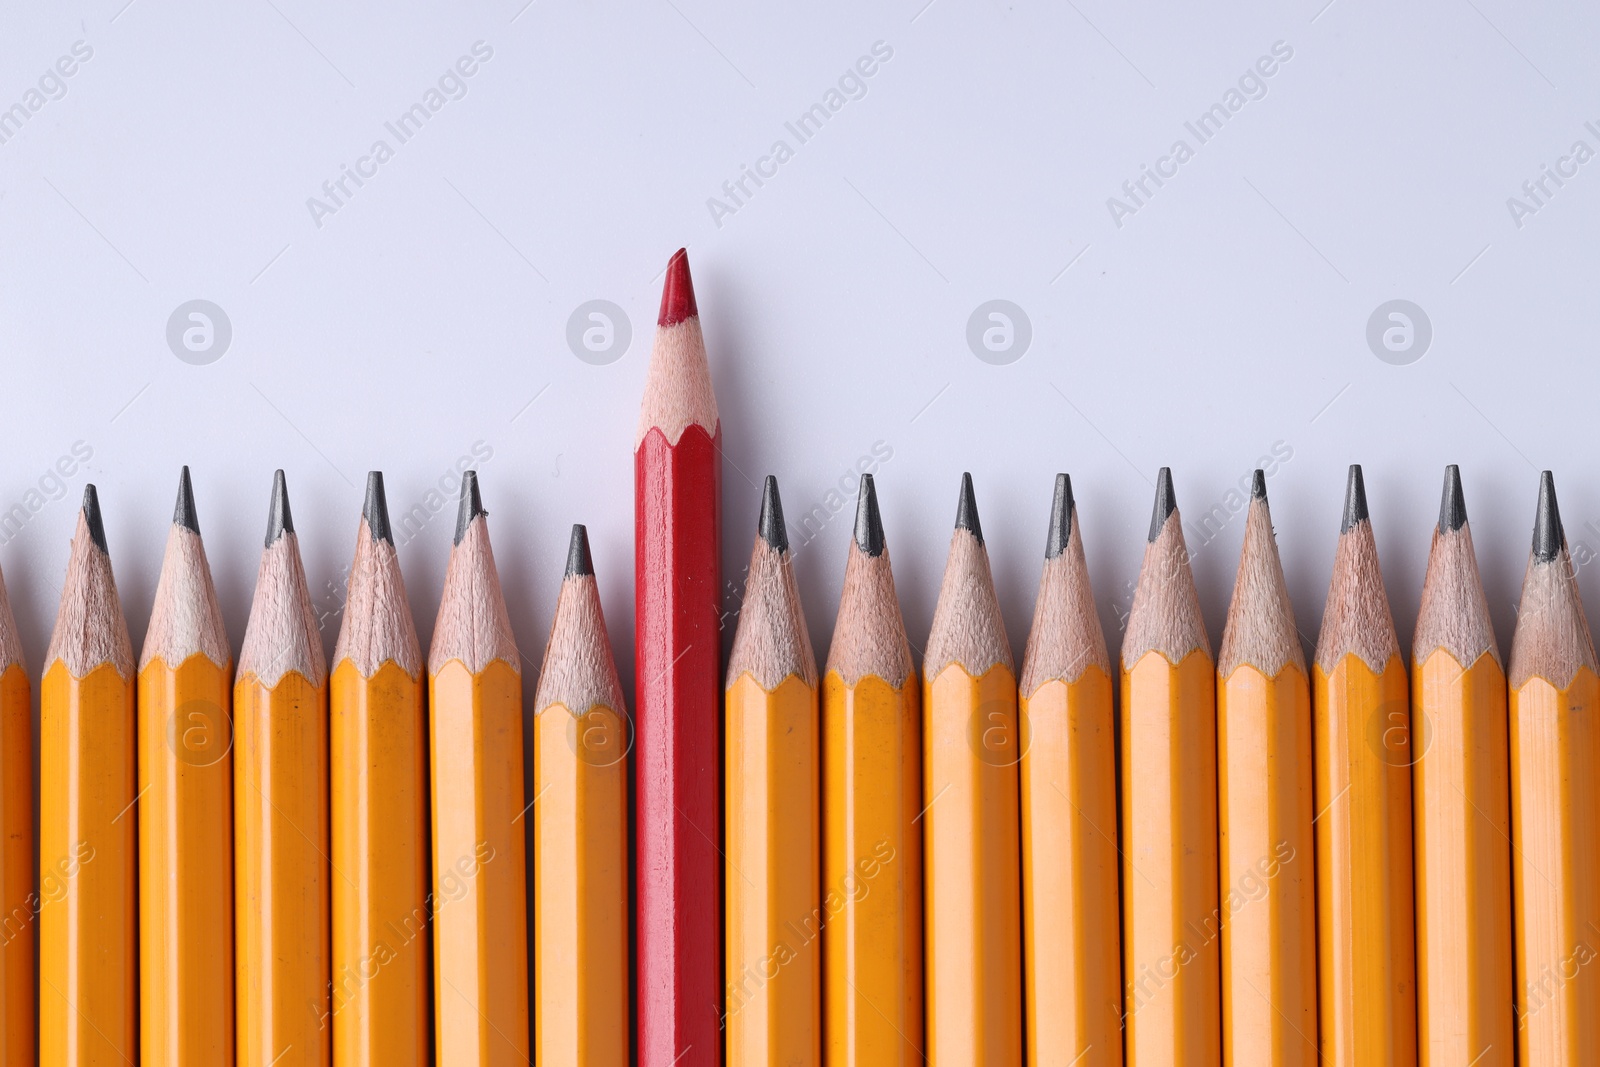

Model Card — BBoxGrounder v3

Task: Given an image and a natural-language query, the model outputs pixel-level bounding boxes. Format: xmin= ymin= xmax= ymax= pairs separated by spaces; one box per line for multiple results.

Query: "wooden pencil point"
xmin=759 ymin=474 xmax=789 ymax=553
xmin=264 ymin=469 xmax=293 ymax=545
xmin=1533 ymin=469 xmax=1562 ymax=563
xmin=658 ymin=246 xmax=698 ymax=326
xmin=140 ymin=487 xmax=230 ymax=672
xmin=82 ymin=483 xmax=109 ymax=554
xmin=430 ymin=477 xmax=518 ymax=675
xmin=954 ymin=471 xmax=983 ymax=544
xmin=362 ymin=471 xmax=393 ymax=544
xmin=1218 ymin=487 xmax=1303 ymax=678
xmin=1438 ymin=464 xmax=1467 ymax=534
xmin=1125 ymin=475 xmax=1209 ymax=666
xmin=173 ymin=465 xmax=200 ymax=533
xmin=1340 ymin=463 xmax=1369 ymax=533
xmin=452 ymin=469 xmax=485 ymax=546
xmin=565 ymin=523 xmax=594 ymax=577
xmin=1148 ymin=466 xmax=1177 ymax=542
xmin=853 ymin=473 xmax=885 ymax=557
xmin=1045 ymin=473 xmax=1073 ymax=559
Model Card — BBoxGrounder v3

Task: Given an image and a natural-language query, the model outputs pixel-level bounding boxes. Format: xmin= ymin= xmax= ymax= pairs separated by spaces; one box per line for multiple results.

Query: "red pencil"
xmin=636 ymin=247 xmax=722 ymax=1067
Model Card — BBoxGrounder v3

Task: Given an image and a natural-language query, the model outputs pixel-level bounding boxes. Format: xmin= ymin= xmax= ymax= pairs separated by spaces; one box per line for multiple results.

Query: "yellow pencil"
xmin=533 ymin=524 xmax=629 ymax=1066
xmin=1412 ymin=465 xmax=1512 ymax=1066
xmin=822 ymin=473 xmax=922 ymax=1066
xmin=1313 ymin=465 xmax=1416 ymax=1065
xmin=1216 ymin=471 xmax=1315 ymax=1065
xmin=331 ymin=473 xmax=429 ymax=1065
xmin=235 ymin=471 xmax=331 ymax=1066
xmin=1019 ymin=474 xmax=1120 ymax=1067
xmin=725 ymin=476 xmax=821 ymax=1065
xmin=40 ymin=487 xmax=138 ymax=1066
xmin=1120 ymin=468 xmax=1219 ymax=1064
xmin=429 ymin=472 xmax=529 ymax=1064
xmin=1509 ymin=471 xmax=1600 ymax=1062
xmin=138 ymin=467 xmax=235 ymax=1064
xmin=924 ymin=473 xmax=1021 ymax=1065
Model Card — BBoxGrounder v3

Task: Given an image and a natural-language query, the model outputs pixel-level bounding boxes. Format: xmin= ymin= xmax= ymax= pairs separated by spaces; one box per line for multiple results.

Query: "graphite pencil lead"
xmin=759 ymin=476 xmax=788 ymax=553
xmin=1439 ymin=465 xmax=1467 ymax=534
xmin=265 ymin=469 xmax=293 ymax=545
xmin=565 ymin=524 xmax=594 ymax=578
xmin=454 ymin=470 xmax=485 ymax=546
xmin=1149 ymin=467 xmax=1176 ymax=542
xmin=1251 ymin=469 xmax=1267 ymax=500
xmin=173 ymin=466 xmax=200 ymax=533
xmin=1045 ymin=473 xmax=1073 ymax=559
xmin=853 ymin=474 xmax=885 ymax=557
xmin=1534 ymin=470 xmax=1562 ymax=563
xmin=658 ymin=247 xmax=698 ymax=326
xmin=955 ymin=472 xmax=983 ymax=544
xmin=83 ymin=484 xmax=108 ymax=554
xmin=1340 ymin=464 xmax=1369 ymax=533
xmin=364 ymin=471 xmax=392 ymax=544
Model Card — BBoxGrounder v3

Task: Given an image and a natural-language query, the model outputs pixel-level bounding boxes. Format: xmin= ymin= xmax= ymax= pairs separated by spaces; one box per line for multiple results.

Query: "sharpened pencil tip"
xmin=1046 ymin=474 xmax=1073 ymax=559
xmin=1340 ymin=465 xmax=1369 ymax=533
xmin=265 ymin=470 xmax=293 ymax=545
xmin=173 ymin=466 xmax=199 ymax=534
xmin=658 ymin=247 xmax=698 ymax=326
xmin=565 ymin=524 xmax=594 ymax=577
xmin=1251 ymin=469 xmax=1267 ymax=501
xmin=363 ymin=472 xmax=392 ymax=544
xmin=1148 ymin=467 xmax=1176 ymax=542
xmin=853 ymin=474 xmax=885 ymax=557
xmin=955 ymin=472 xmax=983 ymax=544
xmin=759 ymin=475 xmax=788 ymax=553
xmin=1535 ymin=470 xmax=1562 ymax=563
xmin=82 ymin=484 xmax=108 ymax=554
xmin=1438 ymin=465 xmax=1467 ymax=534
xmin=453 ymin=470 xmax=485 ymax=546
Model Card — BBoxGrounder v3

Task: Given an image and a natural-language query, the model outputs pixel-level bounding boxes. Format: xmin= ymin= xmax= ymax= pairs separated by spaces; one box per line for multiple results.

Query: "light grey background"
xmin=0 ymin=0 xmax=1593 ymax=691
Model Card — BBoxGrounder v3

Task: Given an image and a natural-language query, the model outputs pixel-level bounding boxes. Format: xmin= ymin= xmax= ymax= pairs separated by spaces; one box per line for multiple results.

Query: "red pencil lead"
xmin=658 ymin=247 xmax=698 ymax=326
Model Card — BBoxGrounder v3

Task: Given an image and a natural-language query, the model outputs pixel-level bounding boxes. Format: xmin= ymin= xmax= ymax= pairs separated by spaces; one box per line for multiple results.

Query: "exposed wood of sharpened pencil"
xmin=0 ymin=559 xmax=29 ymax=1067
xmin=1411 ymin=465 xmax=1512 ymax=1067
xmin=1312 ymin=465 xmax=1416 ymax=1066
xmin=1216 ymin=472 xmax=1316 ymax=1066
xmin=331 ymin=472 xmax=429 ymax=1067
xmin=725 ymin=477 xmax=820 ymax=1066
xmin=429 ymin=472 xmax=529 ymax=1065
xmin=138 ymin=467 xmax=235 ymax=1064
xmin=1019 ymin=474 xmax=1120 ymax=1067
xmin=635 ymin=247 xmax=724 ymax=1067
xmin=1508 ymin=471 xmax=1600 ymax=1063
xmin=1120 ymin=467 xmax=1219 ymax=1066
xmin=235 ymin=471 xmax=332 ymax=1067
xmin=822 ymin=474 xmax=922 ymax=1066
xmin=40 ymin=487 xmax=138 ymax=1065
xmin=924 ymin=474 xmax=1021 ymax=1065
xmin=534 ymin=525 xmax=629 ymax=1067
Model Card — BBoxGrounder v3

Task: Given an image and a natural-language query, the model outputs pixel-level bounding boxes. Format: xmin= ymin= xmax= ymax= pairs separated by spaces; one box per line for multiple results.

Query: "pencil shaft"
xmin=0 ymin=665 xmax=30 ymax=1067
xmin=39 ymin=661 xmax=138 ymax=1065
xmin=725 ymin=674 xmax=820 ymax=1065
xmin=1413 ymin=651 xmax=1513 ymax=1065
xmin=138 ymin=654 xmax=236 ymax=1063
xmin=822 ymin=672 xmax=923 ymax=1066
xmin=635 ymin=424 xmax=722 ymax=1065
xmin=924 ymin=663 xmax=1022 ymax=1064
xmin=1217 ymin=664 xmax=1316 ymax=1065
xmin=235 ymin=671 xmax=331 ymax=1067
xmin=1021 ymin=668 xmax=1121 ymax=1067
